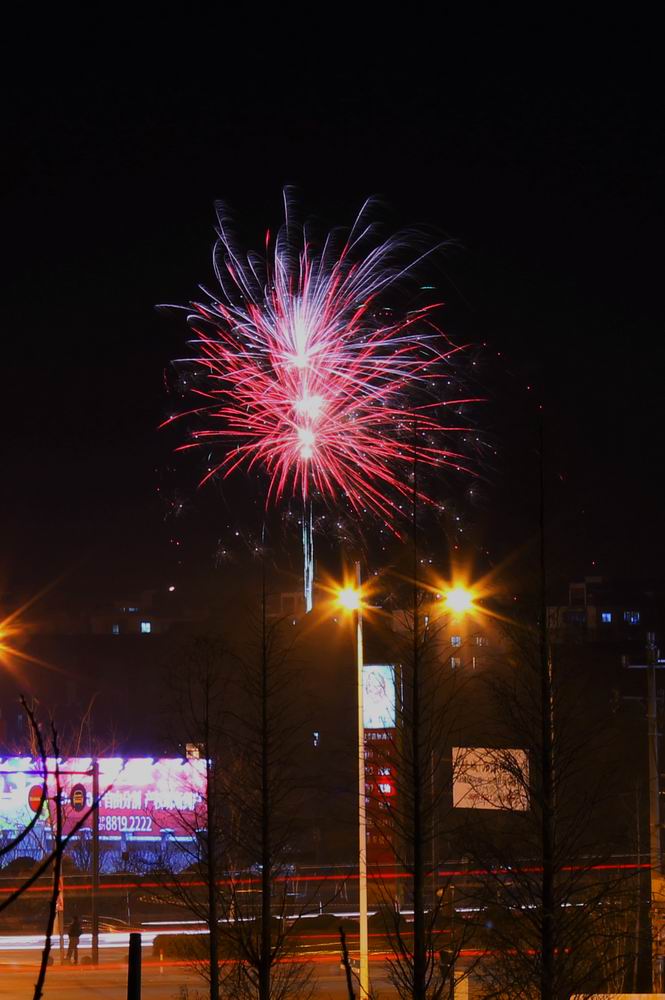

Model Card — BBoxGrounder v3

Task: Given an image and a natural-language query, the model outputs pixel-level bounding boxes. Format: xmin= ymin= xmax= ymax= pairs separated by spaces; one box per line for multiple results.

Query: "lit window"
xmin=624 ymin=611 xmax=640 ymax=625
xmin=601 ymin=612 xmax=612 ymax=624
xmin=140 ymin=621 xmax=152 ymax=634
xmin=451 ymin=656 xmax=461 ymax=670
xmin=475 ymin=635 xmax=488 ymax=646
xmin=112 ymin=624 xmax=120 ymax=635
xmin=451 ymin=635 xmax=462 ymax=647
xmin=312 ymin=731 xmax=320 ymax=748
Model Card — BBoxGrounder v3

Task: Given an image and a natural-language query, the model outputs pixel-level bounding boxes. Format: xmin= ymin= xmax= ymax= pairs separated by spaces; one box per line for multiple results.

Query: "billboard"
xmin=363 ymin=664 xmax=396 ymax=729
xmin=363 ymin=665 xmax=397 ymax=872
xmin=0 ymin=756 xmax=207 ymax=842
xmin=452 ymin=747 xmax=529 ymax=811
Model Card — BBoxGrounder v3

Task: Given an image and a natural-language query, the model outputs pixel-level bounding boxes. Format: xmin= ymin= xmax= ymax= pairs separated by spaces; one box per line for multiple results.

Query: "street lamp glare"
xmin=0 ymin=619 xmax=20 ymax=665
xmin=444 ymin=585 xmax=475 ymax=615
xmin=338 ymin=586 xmax=361 ymax=612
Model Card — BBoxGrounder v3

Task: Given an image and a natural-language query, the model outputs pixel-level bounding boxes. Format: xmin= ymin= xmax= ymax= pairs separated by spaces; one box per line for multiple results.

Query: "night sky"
xmin=2 ymin=39 xmax=663 ymax=611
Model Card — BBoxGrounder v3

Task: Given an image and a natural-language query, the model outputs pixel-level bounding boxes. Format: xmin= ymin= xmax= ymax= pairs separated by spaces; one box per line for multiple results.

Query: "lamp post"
xmin=335 ymin=573 xmax=476 ymax=999
xmin=443 ymin=586 xmax=475 ymax=617
xmin=90 ymin=757 xmax=100 ymax=966
xmin=337 ymin=561 xmax=369 ymax=998
xmin=629 ymin=631 xmax=663 ymax=990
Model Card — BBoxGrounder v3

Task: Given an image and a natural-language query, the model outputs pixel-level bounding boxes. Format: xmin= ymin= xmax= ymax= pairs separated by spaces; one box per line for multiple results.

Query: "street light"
xmin=336 ymin=562 xmax=369 ymax=999
xmin=338 ymin=587 xmax=361 ymax=612
xmin=0 ymin=616 xmax=21 ymax=667
xmin=442 ymin=584 xmax=475 ymax=616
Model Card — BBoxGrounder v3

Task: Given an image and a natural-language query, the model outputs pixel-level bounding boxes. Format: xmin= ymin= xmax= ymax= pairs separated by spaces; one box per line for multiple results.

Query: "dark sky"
xmin=2 ymin=38 xmax=663 ymax=609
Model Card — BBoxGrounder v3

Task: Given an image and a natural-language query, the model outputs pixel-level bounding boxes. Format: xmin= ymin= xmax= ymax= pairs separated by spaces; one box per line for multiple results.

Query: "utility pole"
xmin=355 ymin=559 xmax=369 ymax=999
xmin=259 ymin=552 xmax=272 ymax=1000
xmin=336 ymin=563 xmax=369 ymax=997
xmin=411 ymin=416 xmax=426 ymax=1000
xmin=647 ymin=632 xmax=662 ymax=989
xmin=91 ymin=758 xmax=100 ymax=966
xmin=538 ymin=415 xmax=555 ymax=1000
xmin=627 ymin=630 xmax=663 ymax=990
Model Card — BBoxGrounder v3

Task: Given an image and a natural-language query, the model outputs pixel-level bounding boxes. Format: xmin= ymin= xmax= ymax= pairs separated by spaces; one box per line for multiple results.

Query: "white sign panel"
xmin=363 ymin=665 xmax=396 ymax=729
xmin=452 ymin=747 xmax=529 ymax=811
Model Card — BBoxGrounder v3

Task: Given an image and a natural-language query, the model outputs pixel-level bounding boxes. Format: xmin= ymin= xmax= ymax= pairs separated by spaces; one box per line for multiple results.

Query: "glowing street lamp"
xmin=338 ymin=587 xmax=361 ymax=612
xmin=0 ymin=615 xmax=23 ymax=669
xmin=336 ymin=564 xmax=369 ymax=998
xmin=443 ymin=584 xmax=475 ymax=616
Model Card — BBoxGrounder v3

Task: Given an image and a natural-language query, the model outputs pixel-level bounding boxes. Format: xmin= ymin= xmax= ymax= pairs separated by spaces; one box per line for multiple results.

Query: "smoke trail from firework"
xmin=165 ymin=191 xmax=477 ymax=609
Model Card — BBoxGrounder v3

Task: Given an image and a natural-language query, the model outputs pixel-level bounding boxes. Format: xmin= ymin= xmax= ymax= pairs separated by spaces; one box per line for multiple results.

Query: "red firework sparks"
xmin=166 ymin=193 xmax=478 ymax=531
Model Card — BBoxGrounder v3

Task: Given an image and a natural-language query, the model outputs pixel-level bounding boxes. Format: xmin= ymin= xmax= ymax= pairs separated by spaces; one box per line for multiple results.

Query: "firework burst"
xmin=165 ymin=191 xmax=478 ymax=608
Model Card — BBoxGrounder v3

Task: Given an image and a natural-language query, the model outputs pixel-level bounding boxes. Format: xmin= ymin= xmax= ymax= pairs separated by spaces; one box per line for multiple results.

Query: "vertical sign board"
xmin=363 ymin=665 xmax=398 ymax=869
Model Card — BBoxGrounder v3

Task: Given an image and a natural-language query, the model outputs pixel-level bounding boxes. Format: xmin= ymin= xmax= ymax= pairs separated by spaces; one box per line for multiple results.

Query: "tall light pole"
xmin=338 ymin=561 xmax=369 ymax=998
xmin=91 ymin=757 xmax=100 ymax=966
xmin=647 ymin=632 xmax=662 ymax=991
xmin=630 ymin=631 xmax=663 ymax=990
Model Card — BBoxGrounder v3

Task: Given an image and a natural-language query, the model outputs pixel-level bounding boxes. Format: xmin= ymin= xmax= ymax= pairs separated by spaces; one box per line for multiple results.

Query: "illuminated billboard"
xmin=452 ymin=747 xmax=529 ymax=811
xmin=363 ymin=664 xmax=396 ymax=729
xmin=0 ymin=757 xmax=207 ymax=842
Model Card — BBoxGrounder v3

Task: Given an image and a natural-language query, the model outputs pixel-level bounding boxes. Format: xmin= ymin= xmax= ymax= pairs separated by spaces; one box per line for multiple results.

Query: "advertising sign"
xmin=452 ymin=747 xmax=529 ymax=811
xmin=0 ymin=756 xmax=207 ymax=842
xmin=363 ymin=665 xmax=398 ymax=872
xmin=363 ymin=664 xmax=396 ymax=729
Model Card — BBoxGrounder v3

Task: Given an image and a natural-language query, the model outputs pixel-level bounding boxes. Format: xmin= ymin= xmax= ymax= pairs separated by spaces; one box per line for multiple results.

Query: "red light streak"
xmin=0 ymin=862 xmax=647 ymax=896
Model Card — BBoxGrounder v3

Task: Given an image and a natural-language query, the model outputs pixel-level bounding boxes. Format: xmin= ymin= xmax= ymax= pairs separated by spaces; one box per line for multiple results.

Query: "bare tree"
xmin=0 ymin=698 xmax=110 ymax=1000
xmin=457 ymin=414 xmax=642 ymax=1000
xmin=0 ymin=699 xmax=48 ymax=874
xmin=32 ymin=723 xmax=64 ymax=1000
xmin=217 ymin=583 xmax=314 ymax=1000
xmin=363 ymin=421 xmax=477 ymax=1000
xmin=367 ymin=588 xmax=476 ymax=1000
xmin=460 ymin=612 xmax=641 ymax=1000
xmin=154 ymin=586 xmax=316 ymax=1000
xmin=150 ymin=634 xmax=231 ymax=1000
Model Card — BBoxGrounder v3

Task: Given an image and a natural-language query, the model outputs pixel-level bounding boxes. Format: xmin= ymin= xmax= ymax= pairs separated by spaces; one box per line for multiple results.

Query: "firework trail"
xmin=166 ymin=191 xmax=477 ymax=610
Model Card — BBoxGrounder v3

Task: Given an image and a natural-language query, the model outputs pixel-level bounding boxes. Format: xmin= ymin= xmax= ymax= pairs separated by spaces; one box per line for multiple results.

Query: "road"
xmin=0 ymin=937 xmax=398 ymax=998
